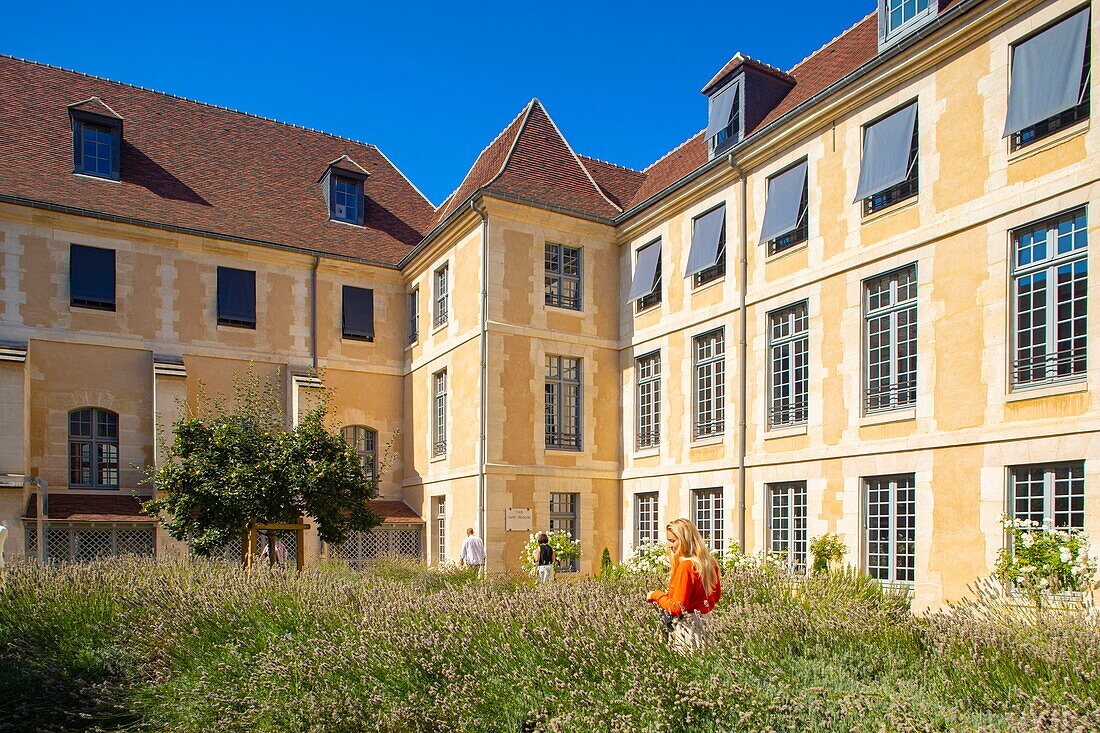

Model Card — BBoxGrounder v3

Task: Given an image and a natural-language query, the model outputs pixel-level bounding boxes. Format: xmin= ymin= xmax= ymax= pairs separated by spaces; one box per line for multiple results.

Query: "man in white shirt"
xmin=460 ymin=527 xmax=486 ymax=576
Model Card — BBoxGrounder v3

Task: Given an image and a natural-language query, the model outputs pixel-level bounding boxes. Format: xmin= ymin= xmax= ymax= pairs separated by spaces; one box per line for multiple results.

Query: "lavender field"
xmin=1 ymin=558 xmax=1098 ymax=732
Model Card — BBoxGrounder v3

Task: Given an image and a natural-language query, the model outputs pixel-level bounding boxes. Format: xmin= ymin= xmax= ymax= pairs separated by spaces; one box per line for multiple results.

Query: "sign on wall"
xmin=505 ymin=508 xmax=531 ymax=532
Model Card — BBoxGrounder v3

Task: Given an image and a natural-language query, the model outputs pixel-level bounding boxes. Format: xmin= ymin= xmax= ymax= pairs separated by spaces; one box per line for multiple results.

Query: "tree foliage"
xmin=143 ymin=371 xmax=384 ymax=556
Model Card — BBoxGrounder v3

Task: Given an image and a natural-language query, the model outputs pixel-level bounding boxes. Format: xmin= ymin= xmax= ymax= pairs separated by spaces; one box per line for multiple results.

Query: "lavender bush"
xmin=1 ymin=557 xmax=1098 ymax=732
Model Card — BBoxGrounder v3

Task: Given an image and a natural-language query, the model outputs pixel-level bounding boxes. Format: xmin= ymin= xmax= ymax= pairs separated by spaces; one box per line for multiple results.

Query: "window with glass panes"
xmin=545 ymin=356 xmax=581 ymax=450
xmin=341 ymin=426 xmax=377 ymax=484
xmin=1011 ymin=33 xmax=1090 ymax=152
xmin=408 ymin=287 xmax=419 ymax=344
xmin=432 ymin=370 xmax=447 ymax=457
xmin=863 ymin=109 xmax=918 ymax=216
xmin=636 ymin=242 xmax=662 ymax=312
xmin=693 ymin=488 xmax=724 ymax=554
xmin=1009 ymin=463 xmax=1085 ymax=531
xmin=634 ymin=492 xmax=659 ymax=547
xmin=768 ymin=482 xmax=807 ymax=570
xmin=769 ymin=302 xmax=809 ymax=429
xmin=883 ymin=0 xmax=931 ymax=36
xmin=692 ymin=211 xmax=726 ymax=288
xmin=433 ymin=264 xmax=449 ymax=327
xmin=693 ymin=329 xmax=725 ymax=439
xmin=69 ymin=408 xmax=119 ymax=488
xmin=550 ymin=492 xmax=578 ymax=571
xmin=635 ymin=351 xmax=661 ymax=450
xmin=767 ymin=170 xmax=810 ymax=256
xmin=1011 ymin=209 xmax=1087 ymax=388
xmin=75 ymin=122 xmax=116 ymax=178
xmin=435 ymin=496 xmax=446 ymax=564
xmin=331 ymin=176 xmax=362 ymax=224
xmin=864 ymin=265 xmax=917 ymax=413
xmin=545 ymin=243 xmax=582 ymax=310
xmin=864 ymin=474 xmax=916 ymax=584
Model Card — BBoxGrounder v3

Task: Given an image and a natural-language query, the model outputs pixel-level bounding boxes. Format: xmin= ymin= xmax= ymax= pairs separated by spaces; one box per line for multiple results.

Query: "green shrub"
xmin=809 ymin=533 xmax=847 ymax=574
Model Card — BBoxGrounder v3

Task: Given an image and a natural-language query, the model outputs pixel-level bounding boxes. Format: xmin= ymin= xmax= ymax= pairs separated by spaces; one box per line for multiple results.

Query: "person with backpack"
xmin=535 ymin=533 xmax=555 ymax=584
xmin=646 ymin=518 xmax=721 ymax=650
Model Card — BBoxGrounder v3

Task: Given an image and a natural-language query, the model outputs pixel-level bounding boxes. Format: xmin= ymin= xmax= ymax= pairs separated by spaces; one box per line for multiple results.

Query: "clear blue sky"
xmin=3 ymin=0 xmax=875 ymax=206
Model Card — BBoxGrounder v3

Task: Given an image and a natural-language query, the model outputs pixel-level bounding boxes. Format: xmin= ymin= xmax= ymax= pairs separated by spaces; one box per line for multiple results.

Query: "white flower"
xmin=1060 ymin=547 xmax=1073 ymax=563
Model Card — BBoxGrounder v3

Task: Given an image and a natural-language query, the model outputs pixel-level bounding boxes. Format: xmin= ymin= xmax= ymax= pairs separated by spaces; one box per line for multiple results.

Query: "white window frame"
xmin=435 ymin=496 xmax=447 ymax=564
xmin=408 ymin=286 xmax=419 ymax=344
xmin=768 ymin=302 xmax=809 ymax=430
xmin=634 ymin=492 xmax=659 ymax=548
xmin=863 ymin=265 xmax=917 ymax=414
xmin=767 ymin=482 xmax=807 ymax=571
xmin=433 ymin=263 xmax=449 ymax=328
xmin=692 ymin=487 xmax=724 ymax=554
xmin=432 ymin=369 xmax=447 ymax=457
xmin=545 ymin=242 xmax=582 ymax=311
xmin=863 ymin=474 xmax=916 ymax=585
xmin=1008 ymin=462 xmax=1085 ymax=530
xmin=545 ymin=355 xmax=582 ymax=451
xmin=635 ymin=351 xmax=661 ymax=450
xmin=693 ymin=328 xmax=725 ymax=440
xmin=549 ymin=492 xmax=579 ymax=571
xmin=878 ymin=0 xmax=936 ymax=46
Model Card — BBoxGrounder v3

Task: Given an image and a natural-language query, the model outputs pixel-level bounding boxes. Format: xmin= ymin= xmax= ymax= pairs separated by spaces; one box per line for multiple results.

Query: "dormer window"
xmin=68 ymin=97 xmax=122 ymax=181
xmin=878 ymin=0 xmax=937 ymax=48
xmin=321 ymin=156 xmax=369 ymax=226
xmin=706 ymin=79 xmax=742 ymax=154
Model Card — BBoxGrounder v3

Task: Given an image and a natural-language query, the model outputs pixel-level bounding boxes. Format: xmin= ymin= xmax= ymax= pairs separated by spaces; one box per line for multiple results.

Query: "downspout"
xmin=310 ymin=256 xmax=320 ymax=371
xmin=727 ymin=153 xmax=748 ymax=554
xmin=29 ymin=477 xmax=46 ymax=562
xmin=470 ymin=198 xmax=489 ymax=568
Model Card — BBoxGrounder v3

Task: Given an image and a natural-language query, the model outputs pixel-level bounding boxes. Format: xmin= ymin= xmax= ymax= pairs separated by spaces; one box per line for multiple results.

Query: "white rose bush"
xmin=994 ymin=515 xmax=1098 ymax=605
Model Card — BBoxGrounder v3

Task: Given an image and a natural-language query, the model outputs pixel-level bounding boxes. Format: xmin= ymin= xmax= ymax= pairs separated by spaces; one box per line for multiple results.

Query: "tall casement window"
xmin=549 ymin=492 xmax=579 ymax=571
xmin=685 ymin=206 xmax=726 ymax=288
xmin=635 ymin=351 xmax=661 ymax=450
xmin=70 ymin=107 xmax=121 ymax=181
xmin=408 ymin=287 xmax=419 ymax=344
xmin=341 ymin=425 xmax=377 ymax=484
xmin=693 ymin=488 xmax=725 ymax=554
xmin=341 ymin=286 xmax=375 ymax=341
xmin=628 ymin=239 xmax=662 ymax=312
xmin=760 ymin=159 xmax=809 ymax=256
xmin=433 ymin=264 xmax=449 ymax=327
xmin=768 ymin=482 xmax=808 ymax=570
xmin=435 ymin=496 xmax=447 ymax=564
xmin=1005 ymin=8 xmax=1091 ymax=151
xmin=69 ymin=244 xmax=116 ymax=311
xmin=216 ymin=266 xmax=256 ymax=328
xmin=864 ymin=474 xmax=916 ymax=585
xmin=634 ymin=492 xmax=659 ymax=547
xmin=854 ymin=102 xmax=918 ymax=216
xmin=1009 ymin=463 xmax=1085 ymax=531
xmin=69 ymin=408 xmax=119 ymax=489
xmin=693 ymin=329 xmax=725 ymax=439
xmin=545 ymin=356 xmax=582 ymax=450
xmin=432 ymin=370 xmax=447 ymax=458
xmin=545 ymin=242 xmax=582 ymax=310
xmin=331 ymin=175 xmax=364 ymax=225
xmin=768 ymin=302 xmax=809 ymax=429
xmin=1011 ymin=209 xmax=1088 ymax=389
xmin=864 ymin=265 xmax=917 ymax=414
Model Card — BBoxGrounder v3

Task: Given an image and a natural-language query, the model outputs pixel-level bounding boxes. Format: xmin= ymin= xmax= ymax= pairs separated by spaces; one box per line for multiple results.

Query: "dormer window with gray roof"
xmin=878 ymin=0 xmax=937 ymax=49
xmin=68 ymin=97 xmax=122 ymax=181
xmin=702 ymin=55 xmax=794 ymax=159
xmin=706 ymin=79 xmax=743 ymax=155
xmin=321 ymin=156 xmax=369 ymax=226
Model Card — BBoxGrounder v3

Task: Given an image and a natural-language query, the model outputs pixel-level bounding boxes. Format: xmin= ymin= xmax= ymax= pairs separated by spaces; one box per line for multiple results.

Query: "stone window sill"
xmin=1005 ymin=380 xmax=1087 ymax=403
xmin=859 ymin=407 xmax=916 ymax=427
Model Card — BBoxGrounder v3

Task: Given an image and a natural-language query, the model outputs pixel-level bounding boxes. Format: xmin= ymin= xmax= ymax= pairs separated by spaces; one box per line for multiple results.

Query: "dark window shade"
xmin=69 ymin=244 xmax=115 ymax=310
xmin=217 ymin=267 xmax=256 ymax=327
xmin=342 ymin=285 xmax=375 ymax=340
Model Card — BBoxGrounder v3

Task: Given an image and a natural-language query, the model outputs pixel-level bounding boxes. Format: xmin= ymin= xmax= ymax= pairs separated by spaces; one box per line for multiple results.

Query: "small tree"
xmin=143 ymin=370 xmax=384 ymax=561
xmin=809 ymin=533 xmax=847 ymax=575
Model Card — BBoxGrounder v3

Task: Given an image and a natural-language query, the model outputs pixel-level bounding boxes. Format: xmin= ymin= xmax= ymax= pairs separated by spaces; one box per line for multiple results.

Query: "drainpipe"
xmin=27 ymin=477 xmax=46 ymax=562
xmin=727 ymin=153 xmax=748 ymax=554
xmin=470 ymin=198 xmax=489 ymax=568
xmin=310 ymin=256 xmax=320 ymax=371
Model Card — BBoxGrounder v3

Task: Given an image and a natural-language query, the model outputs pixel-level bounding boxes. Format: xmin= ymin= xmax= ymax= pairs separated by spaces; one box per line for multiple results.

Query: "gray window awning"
xmin=759 ymin=160 xmax=808 ymax=244
xmin=706 ymin=81 xmax=740 ymax=141
xmin=627 ymin=241 xmax=662 ymax=303
xmin=1003 ymin=8 xmax=1091 ymax=137
xmin=684 ymin=206 xmax=726 ymax=278
xmin=852 ymin=103 xmax=917 ymax=203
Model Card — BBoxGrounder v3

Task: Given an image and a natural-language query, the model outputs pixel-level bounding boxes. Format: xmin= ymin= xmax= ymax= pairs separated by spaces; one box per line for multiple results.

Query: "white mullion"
xmin=1043 ymin=468 xmax=1055 ymax=526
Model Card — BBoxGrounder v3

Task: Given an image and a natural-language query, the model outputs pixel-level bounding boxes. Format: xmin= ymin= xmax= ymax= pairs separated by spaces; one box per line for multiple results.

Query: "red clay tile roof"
xmin=369 ymin=500 xmax=423 ymax=524
xmin=67 ymin=95 xmax=123 ymax=120
xmin=0 ymin=55 xmax=435 ymax=264
xmin=577 ymin=156 xmax=646 ymax=211
xmin=23 ymin=494 xmax=155 ymax=522
xmin=628 ymin=131 xmax=708 ymax=208
xmin=327 ymin=155 xmax=370 ymax=177
xmin=435 ymin=99 xmax=623 ymax=224
xmin=702 ymin=54 xmax=796 ymax=96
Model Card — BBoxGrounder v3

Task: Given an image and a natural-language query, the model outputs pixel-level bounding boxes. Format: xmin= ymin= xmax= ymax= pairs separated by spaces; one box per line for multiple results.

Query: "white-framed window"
xmin=545 ymin=355 xmax=582 ymax=450
xmin=878 ymin=0 xmax=936 ymax=46
xmin=432 ymin=369 xmax=447 ymax=457
xmin=550 ymin=492 xmax=578 ymax=571
xmin=1011 ymin=209 xmax=1088 ymax=389
xmin=545 ymin=242 xmax=582 ymax=310
xmin=864 ymin=265 xmax=917 ymax=414
xmin=341 ymin=425 xmax=377 ymax=484
xmin=863 ymin=474 xmax=916 ymax=585
xmin=69 ymin=408 xmax=120 ymax=488
xmin=635 ymin=351 xmax=661 ymax=450
xmin=408 ymin=287 xmax=419 ymax=344
xmin=434 ymin=496 xmax=447 ymax=564
xmin=693 ymin=488 xmax=724 ymax=554
xmin=767 ymin=481 xmax=807 ymax=570
xmin=433 ymin=264 xmax=449 ymax=327
xmin=693 ymin=328 xmax=725 ymax=439
xmin=1009 ymin=462 xmax=1085 ymax=530
xmin=768 ymin=302 xmax=809 ymax=429
xmin=634 ymin=492 xmax=659 ymax=548
xmin=691 ymin=207 xmax=726 ymax=288
xmin=635 ymin=240 xmax=662 ymax=312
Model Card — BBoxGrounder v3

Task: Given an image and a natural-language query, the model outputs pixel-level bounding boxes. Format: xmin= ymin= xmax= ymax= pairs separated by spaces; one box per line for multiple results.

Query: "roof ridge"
xmin=643 ymin=130 xmax=704 ymax=173
xmin=576 ymin=154 xmax=644 ymax=174
xmin=67 ymin=95 xmax=124 ymax=118
xmin=486 ymin=99 xmax=536 ymax=189
xmin=788 ymin=11 xmax=877 ymax=74
xmin=1 ymin=53 xmax=388 ymax=152
xmin=531 ymin=100 xmax=623 ymax=213
xmin=735 ymin=54 xmax=795 ymax=80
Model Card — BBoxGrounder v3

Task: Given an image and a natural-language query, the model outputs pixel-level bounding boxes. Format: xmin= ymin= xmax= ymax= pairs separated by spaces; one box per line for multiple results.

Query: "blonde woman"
xmin=646 ymin=518 xmax=721 ymax=649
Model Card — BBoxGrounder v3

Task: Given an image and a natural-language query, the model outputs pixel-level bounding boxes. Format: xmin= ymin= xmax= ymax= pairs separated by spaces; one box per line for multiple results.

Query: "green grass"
xmin=1 ymin=558 xmax=1098 ymax=732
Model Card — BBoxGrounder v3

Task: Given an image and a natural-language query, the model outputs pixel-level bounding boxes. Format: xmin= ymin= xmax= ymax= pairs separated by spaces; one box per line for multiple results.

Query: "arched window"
xmin=341 ymin=425 xmax=377 ymax=484
xmin=69 ymin=408 xmax=119 ymax=488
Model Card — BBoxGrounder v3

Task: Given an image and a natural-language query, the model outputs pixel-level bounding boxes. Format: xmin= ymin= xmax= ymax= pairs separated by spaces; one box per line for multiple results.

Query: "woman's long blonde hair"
xmin=666 ymin=518 xmax=719 ymax=596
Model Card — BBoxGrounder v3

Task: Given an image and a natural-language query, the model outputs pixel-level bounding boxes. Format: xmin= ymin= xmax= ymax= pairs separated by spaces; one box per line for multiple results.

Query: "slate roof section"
xmin=0 ymin=55 xmax=434 ymax=264
xmin=24 ymin=494 xmax=155 ymax=522
xmin=369 ymin=499 xmax=424 ymax=524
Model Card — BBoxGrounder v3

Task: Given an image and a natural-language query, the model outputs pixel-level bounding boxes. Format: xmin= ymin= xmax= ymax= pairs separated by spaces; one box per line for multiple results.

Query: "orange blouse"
xmin=648 ymin=558 xmax=721 ymax=615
